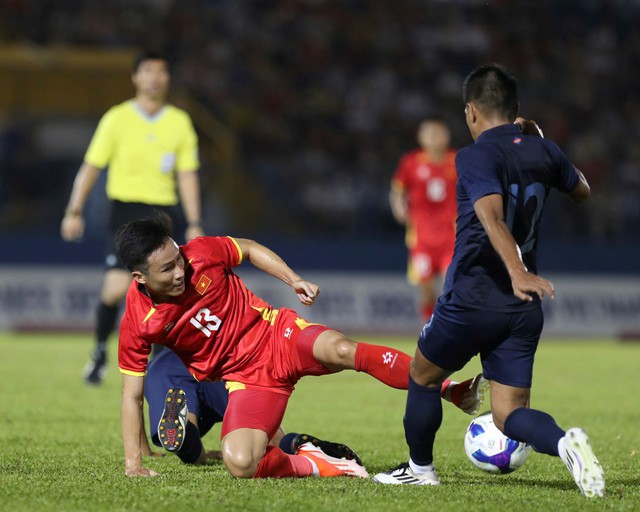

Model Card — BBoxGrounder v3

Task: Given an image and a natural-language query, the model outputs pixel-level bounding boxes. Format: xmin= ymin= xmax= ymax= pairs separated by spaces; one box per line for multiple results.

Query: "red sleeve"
xmin=187 ymin=236 xmax=243 ymax=268
xmin=118 ymin=307 xmax=152 ymax=376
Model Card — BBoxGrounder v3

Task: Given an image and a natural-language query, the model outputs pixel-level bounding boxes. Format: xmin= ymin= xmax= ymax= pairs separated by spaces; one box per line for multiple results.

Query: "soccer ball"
xmin=464 ymin=412 xmax=532 ymax=474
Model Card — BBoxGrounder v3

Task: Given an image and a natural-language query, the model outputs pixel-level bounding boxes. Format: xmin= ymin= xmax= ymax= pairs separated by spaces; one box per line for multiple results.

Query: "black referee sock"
xmin=95 ymin=302 xmax=119 ymax=351
xmin=176 ymin=421 xmax=204 ymax=464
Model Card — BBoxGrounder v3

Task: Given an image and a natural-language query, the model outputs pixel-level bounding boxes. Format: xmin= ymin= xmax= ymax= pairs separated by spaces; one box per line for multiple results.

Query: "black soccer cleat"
xmin=83 ymin=348 xmax=107 ymax=386
xmin=158 ymin=388 xmax=188 ymax=452
xmin=291 ymin=433 xmax=363 ymax=467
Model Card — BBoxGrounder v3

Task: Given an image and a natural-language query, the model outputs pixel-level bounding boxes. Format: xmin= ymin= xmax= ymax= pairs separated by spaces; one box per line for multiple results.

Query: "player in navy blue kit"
xmin=374 ymin=65 xmax=605 ymax=497
xmin=142 ymin=348 xmax=362 ymax=465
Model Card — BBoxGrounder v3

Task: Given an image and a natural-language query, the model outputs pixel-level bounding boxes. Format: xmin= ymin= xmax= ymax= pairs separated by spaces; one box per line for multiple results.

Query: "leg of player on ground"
xmin=309 ymin=329 xmax=484 ymax=408
xmin=311 ymin=330 xmax=412 ymax=389
xmin=220 ymin=388 xmax=366 ymax=478
xmin=221 ymin=428 xmax=276 ymax=478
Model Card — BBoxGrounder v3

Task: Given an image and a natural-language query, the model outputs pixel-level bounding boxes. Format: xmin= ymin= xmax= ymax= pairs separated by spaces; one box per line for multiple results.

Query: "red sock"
xmin=253 ymin=446 xmax=314 ymax=478
xmin=447 ymin=377 xmax=473 ymax=407
xmin=440 ymin=378 xmax=452 ymax=398
xmin=354 ymin=343 xmax=411 ymax=389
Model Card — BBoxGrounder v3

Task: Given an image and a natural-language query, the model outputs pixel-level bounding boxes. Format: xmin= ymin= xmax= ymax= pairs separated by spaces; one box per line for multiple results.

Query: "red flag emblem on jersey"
xmin=195 ymin=274 xmax=212 ymax=295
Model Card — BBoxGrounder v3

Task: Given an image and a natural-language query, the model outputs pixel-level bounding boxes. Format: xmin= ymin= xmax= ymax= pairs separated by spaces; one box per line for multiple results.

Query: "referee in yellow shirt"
xmin=61 ymin=50 xmax=204 ymax=385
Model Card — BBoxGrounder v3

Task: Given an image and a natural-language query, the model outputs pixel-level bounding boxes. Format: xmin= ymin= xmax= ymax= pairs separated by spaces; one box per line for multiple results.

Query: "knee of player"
xmin=222 ymin=448 xmax=259 ymax=478
xmin=333 ymin=337 xmax=357 ymax=364
xmin=408 ymin=358 xmax=439 ymax=387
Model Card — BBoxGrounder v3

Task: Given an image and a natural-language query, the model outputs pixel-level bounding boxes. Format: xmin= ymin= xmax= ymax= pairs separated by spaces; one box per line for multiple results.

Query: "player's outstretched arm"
xmin=235 ymin=238 xmax=320 ymax=306
xmin=122 ymin=374 xmax=160 ymax=477
xmin=474 ymin=194 xmax=555 ymax=302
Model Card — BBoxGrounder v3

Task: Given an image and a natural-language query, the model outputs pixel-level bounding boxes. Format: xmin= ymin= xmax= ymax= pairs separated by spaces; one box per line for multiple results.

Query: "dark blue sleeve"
xmin=456 ymin=145 xmax=503 ymax=204
xmin=543 ymin=140 xmax=579 ymax=193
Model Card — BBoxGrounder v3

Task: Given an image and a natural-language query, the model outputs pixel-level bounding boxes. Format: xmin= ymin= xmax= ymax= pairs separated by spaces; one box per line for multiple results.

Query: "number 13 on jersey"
xmin=190 ymin=308 xmax=221 ymax=338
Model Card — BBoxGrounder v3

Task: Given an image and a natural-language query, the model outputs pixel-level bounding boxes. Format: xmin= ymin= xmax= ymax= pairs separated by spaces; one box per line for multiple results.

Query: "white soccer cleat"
xmin=296 ymin=442 xmax=369 ymax=478
xmin=560 ymin=428 xmax=605 ymax=498
xmin=372 ymin=462 xmax=440 ymax=485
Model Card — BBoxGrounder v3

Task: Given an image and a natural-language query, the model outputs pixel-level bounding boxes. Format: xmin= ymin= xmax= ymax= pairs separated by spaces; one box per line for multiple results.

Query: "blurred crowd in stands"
xmin=1 ymin=0 xmax=639 ymax=243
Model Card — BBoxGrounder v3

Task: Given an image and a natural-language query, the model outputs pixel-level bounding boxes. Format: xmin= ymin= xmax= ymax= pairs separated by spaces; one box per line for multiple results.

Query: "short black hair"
xmin=116 ymin=213 xmax=173 ymax=272
xmin=463 ymin=64 xmax=518 ymax=120
xmin=132 ymin=49 xmax=171 ymax=73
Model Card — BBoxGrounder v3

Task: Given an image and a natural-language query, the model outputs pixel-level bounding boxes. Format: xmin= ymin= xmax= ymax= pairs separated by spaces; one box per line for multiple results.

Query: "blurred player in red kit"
xmin=390 ymin=118 xmax=457 ymax=322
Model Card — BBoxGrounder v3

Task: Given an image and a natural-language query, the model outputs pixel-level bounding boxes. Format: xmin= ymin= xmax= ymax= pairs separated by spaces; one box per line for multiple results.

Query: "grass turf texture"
xmin=0 ymin=334 xmax=638 ymax=512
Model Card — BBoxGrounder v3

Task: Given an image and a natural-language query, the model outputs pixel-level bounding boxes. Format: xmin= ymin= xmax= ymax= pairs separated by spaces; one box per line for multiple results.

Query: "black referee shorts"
xmin=105 ymin=200 xmax=183 ymax=270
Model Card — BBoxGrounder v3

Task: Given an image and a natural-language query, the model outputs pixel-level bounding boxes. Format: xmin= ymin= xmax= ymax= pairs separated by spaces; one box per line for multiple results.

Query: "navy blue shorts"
xmin=144 ymin=349 xmax=229 ymax=446
xmin=417 ymin=301 xmax=543 ymax=388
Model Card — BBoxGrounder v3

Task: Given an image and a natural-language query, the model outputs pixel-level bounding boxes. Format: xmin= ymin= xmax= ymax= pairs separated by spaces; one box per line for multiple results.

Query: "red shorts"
xmin=407 ymin=240 xmax=454 ymax=284
xmin=220 ymin=310 xmax=331 ymax=438
xmin=220 ymin=387 xmax=290 ymax=440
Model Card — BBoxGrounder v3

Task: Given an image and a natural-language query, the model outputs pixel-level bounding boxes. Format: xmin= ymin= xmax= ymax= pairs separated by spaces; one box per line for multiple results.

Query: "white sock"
xmin=409 ymin=459 xmax=434 ymax=475
xmin=557 ymin=436 xmax=566 ymax=460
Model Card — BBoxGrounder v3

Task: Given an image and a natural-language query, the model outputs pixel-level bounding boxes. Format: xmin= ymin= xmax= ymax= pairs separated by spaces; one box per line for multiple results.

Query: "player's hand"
xmin=60 ymin=213 xmax=85 ymax=241
xmin=291 ymin=279 xmax=320 ymax=307
xmin=125 ymin=466 xmax=160 ymax=477
xmin=514 ymin=117 xmax=544 ymax=138
xmin=509 ymin=268 xmax=555 ymax=302
xmin=185 ymin=225 xmax=205 ymax=241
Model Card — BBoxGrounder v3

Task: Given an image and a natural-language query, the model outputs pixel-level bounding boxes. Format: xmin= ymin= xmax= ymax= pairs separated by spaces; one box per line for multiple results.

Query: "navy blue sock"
xmin=176 ymin=421 xmax=204 ymax=464
xmin=503 ymin=407 xmax=565 ymax=456
xmin=403 ymin=376 xmax=442 ymax=465
xmin=278 ymin=432 xmax=299 ymax=455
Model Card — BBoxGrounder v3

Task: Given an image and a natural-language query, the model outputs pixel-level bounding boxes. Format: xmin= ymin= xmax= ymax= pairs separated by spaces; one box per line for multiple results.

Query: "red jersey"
xmin=118 ymin=236 xmax=300 ymax=388
xmin=392 ymin=148 xmax=457 ymax=249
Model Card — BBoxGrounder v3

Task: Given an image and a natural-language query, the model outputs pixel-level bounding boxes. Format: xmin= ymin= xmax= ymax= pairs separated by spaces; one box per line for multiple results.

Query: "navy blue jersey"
xmin=441 ymin=124 xmax=579 ymax=311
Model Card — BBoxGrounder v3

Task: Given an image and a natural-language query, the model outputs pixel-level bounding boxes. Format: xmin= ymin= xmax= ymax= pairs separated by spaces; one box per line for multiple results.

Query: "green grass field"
xmin=1 ymin=334 xmax=638 ymax=511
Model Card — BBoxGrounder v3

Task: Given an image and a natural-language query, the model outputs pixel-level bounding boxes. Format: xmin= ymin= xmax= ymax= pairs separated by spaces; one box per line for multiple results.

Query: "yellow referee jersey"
xmin=84 ymin=100 xmax=199 ymax=205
